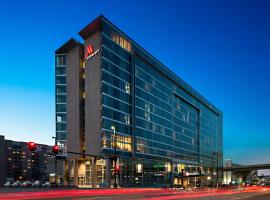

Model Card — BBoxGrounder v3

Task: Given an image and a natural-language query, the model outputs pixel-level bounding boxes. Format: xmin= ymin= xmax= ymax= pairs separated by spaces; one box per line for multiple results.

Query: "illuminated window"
xmin=137 ymin=143 xmax=144 ymax=153
xmin=124 ymin=115 xmax=130 ymax=125
xmin=57 ymin=115 xmax=62 ymax=122
xmin=165 ymin=163 xmax=172 ymax=172
xmin=144 ymin=112 xmax=150 ymax=121
xmin=137 ymin=164 xmax=142 ymax=173
xmin=101 ymin=136 xmax=107 ymax=148
xmin=145 ymin=103 xmax=150 ymax=112
xmin=111 ymin=135 xmax=131 ymax=152
xmin=112 ymin=32 xmax=131 ymax=52
xmin=125 ymin=83 xmax=131 ymax=94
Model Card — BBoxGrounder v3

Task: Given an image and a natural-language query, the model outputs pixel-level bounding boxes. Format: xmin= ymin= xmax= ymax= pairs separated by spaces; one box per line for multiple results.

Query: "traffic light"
xmin=27 ymin=142 xmax=37 ymax=151
xmin=115 ymin=165 xmax=120 ymax=174
xmin=52 ymin=145 xmax=59 ymax=154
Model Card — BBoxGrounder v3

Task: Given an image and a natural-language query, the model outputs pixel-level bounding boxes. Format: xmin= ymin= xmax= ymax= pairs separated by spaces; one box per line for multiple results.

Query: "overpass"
xmin=223 ymin=163 xmax=270 ymax=172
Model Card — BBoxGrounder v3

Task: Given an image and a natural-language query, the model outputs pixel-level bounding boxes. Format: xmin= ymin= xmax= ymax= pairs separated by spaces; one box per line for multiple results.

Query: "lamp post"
xmin=212 ymin=152 xmax=220 ymax=188
xmin=111 ymin=126 xmax=117 ymax=188
xmin=52 ymin=136 xmax=57 ymax=186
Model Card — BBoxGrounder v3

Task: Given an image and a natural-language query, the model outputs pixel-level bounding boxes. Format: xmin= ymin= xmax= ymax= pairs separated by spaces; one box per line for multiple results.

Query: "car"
xmin=21 ymin=181 xmax=27 ymax=187
xmin=42 ymin=181 xmax=51 ymax=188
xmin=11 ymin=181 xmax=21 ymax=187
xmin=33 ymin=180 xmax=41 ymax=188
xmin=21 ymin=181 xmax=32 ymax=187
xmin=4 ymin=181 xmax=11 ymax=187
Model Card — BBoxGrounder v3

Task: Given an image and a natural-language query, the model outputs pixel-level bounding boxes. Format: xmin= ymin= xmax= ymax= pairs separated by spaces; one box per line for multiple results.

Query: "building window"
xmin=136 ymin=164 xmax=142 ymax=173
xmin=144 ymin=83 xmax=150 ymax=92
xmin=111 ymin=32 xmax=132 ymax=52
xmin=165 ymin=163 xmax=172 ymax=172
xmin=125 ymin=83 xmax=131 ymax=94
xmin=144 ymin=112 xmax=150 ymax=121
xmin=145 ymin=102 xmax=150 ymax=112
xmin=56 ymin=55 xmax=66 ymax=66
xmin=124 ymin=115 xmax=130 ymax=125
xmin=160 ymin=127 xmax=165 ymax=134
xmin=110 ymin=135 xmax=131 ymax=152
xmin=137 ymin=143 xmax=144 ymax=153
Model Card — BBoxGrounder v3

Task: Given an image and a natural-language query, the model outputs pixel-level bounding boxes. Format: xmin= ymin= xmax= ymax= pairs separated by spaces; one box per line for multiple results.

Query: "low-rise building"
xmin=0 ymin=135 xmax=58 ymax=185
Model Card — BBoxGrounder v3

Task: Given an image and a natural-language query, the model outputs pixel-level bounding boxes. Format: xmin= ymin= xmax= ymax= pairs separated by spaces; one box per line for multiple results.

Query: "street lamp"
xmin=52 ymin=136 xmax=57 ymax=186
xmin=212 ymin=152 xmax=221 ymax=188
xmin=111 ymin=126 xmax=117 ymax=188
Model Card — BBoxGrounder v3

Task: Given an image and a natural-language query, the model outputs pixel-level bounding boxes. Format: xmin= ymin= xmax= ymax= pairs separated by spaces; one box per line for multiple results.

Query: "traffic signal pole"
xmin=27 ymin=142 xmax=37 ymax=181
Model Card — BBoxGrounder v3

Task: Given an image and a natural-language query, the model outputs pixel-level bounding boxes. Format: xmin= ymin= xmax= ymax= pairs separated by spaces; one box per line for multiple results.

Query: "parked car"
xmin=11 ymin=181 xmax=21 ymax=187
xmin=21 ymin=181 xmax=32 ymax=187
xmin=42 ymin=181 xmax=51 ymax=188
xmin=32 ymin=180 xmax=41 ymax=188
xmin=4 ymin=181 xmax=11 ymax=187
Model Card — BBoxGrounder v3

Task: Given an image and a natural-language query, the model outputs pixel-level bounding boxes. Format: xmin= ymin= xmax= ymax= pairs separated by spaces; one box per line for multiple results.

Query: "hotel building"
xmin=55 ymin=15 xmax=223 ymax=188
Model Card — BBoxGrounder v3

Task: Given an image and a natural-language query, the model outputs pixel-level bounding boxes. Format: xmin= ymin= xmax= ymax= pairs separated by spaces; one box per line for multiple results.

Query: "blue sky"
xmin=0 ymin=0 xmax=269 ymax=165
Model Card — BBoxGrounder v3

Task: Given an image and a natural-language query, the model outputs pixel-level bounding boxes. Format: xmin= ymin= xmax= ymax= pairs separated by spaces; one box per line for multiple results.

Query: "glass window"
xmin=56 ymin=55 xmax=66 ymax=66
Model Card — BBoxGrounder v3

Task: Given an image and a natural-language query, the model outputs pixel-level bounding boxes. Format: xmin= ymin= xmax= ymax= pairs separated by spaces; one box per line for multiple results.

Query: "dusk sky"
xmin=0 ymin=0 xmax=269 ymax=165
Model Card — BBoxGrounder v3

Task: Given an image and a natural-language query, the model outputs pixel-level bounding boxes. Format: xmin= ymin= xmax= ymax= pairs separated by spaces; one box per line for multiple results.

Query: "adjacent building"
xmin=0 ymin=135 xmax=55 ymax=185
xmin=55 ymin=15 xmax=223 ymax=188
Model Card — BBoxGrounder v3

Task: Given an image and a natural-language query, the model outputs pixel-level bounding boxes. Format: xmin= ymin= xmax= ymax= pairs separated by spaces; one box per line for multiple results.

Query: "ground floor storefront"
xmin=63 ymin=156 xmax=217 ymax=188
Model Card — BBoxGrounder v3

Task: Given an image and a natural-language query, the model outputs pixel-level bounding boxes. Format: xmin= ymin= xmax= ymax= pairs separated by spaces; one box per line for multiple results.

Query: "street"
xmin=0 ymin=187 xmax=269 ymax=200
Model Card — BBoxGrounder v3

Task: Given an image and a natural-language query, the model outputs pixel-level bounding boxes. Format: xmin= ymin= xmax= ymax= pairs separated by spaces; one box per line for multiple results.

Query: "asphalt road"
xmin=0 ymin=187 xmax=269 ymax=200
xmin=185 ymin=192 xmax=270 ymax=200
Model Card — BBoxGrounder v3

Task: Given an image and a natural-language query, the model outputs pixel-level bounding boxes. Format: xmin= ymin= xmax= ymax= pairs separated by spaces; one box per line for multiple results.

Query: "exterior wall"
xmin=0 ymin=136 xmax=6 ymax=185
xmin=55 ymin=55 xmax=67 ymax=143
xmin=66 ymin=45 xmax=84 ymax=156
xmin=55 ymin=16 xmax=223 ymax=187
xmin=0 ymin=135 xmax=53 ymax=185
xmin=100 ymin=19 xmax=223 ymax=164
xmin=84 ymin=30 xmax=102 ymax=156
xmin=99 ymin=18 xmax=223 ymax=186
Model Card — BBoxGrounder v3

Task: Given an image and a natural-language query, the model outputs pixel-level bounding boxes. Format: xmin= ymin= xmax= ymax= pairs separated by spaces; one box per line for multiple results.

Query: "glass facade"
xmin=100 ymin=19 xmax=223 ymax=186
xmin=56 ymin=16 xmax=223 ymax=187
xmin=55 ymin=54 xmax=67 ymax=142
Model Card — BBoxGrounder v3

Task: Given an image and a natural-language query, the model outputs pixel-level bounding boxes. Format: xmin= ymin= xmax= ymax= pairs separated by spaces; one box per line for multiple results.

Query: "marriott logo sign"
xmin=84 ymin=44 xmax=100 ymax=60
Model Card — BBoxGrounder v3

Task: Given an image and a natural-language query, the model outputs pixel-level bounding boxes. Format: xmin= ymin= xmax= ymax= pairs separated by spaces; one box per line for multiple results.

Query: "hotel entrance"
xmin=73 ymin=158 xmax=107 ymax=188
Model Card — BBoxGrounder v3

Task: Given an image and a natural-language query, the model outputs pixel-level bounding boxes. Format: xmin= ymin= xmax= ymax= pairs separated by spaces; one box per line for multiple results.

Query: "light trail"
xmin=0 ymin=186 xmax=269 ymax=200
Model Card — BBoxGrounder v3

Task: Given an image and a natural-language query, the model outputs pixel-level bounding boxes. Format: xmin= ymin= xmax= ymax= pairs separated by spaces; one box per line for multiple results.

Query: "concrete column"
xmin=105 ymin=159 xmax=112 ymax=187
xmin=91 ymin=157 xmax=97 ymax=188
xmin=74 ymin=159 xmax=79 ymax=187
xmin=64 ymin=160 xmax=68 ymax=186
xmin=119 ymin=158 xmax=122 ymax=187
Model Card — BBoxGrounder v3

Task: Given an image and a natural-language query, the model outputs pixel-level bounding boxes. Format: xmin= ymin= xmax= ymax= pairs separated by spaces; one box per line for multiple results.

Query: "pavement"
xmin=0 ymin=186 xmax=269 ymax=200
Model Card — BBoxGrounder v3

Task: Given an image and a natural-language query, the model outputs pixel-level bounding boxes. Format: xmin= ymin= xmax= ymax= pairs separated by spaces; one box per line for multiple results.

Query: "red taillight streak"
xmin=0 ymin=187 xmax=269 ymax=200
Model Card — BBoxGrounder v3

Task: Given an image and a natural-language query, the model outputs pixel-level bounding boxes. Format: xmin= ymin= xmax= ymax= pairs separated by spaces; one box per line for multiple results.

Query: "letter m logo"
xmin=84 ymin=45 xmax=94 ymax=59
